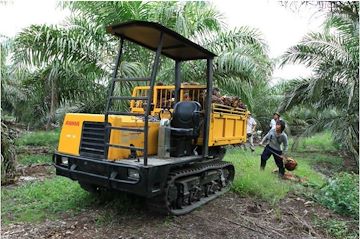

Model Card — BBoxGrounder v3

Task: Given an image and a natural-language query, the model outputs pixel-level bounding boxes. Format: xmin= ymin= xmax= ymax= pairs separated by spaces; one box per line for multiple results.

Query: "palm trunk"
xmin=46 ymin=76 xmax=58 ymax=131
xmin=1 ymin=122 xmax=17 ymax=185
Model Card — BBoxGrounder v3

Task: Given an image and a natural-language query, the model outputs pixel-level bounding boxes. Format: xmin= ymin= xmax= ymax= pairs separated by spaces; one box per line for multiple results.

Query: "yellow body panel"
xmin=58 ymin=113 xmax=159 ymax=160
xmin=208 ymin=112 xmax=247 ymax=146
xmin=58 ymin=89 xmax=247 ymax=159
xmin=197 ymin=104 xmax=248 ymax=146
xmin=58 ymin=114 xmax=105 ymax=156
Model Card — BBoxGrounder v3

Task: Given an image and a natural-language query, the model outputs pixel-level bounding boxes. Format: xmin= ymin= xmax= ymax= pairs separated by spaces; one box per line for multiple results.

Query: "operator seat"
xmin=170 ymin=101 xmax=201 ymax=157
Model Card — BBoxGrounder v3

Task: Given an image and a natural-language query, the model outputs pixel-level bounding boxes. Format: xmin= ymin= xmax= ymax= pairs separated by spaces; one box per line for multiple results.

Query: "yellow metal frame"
xmin=58 ymin=86 xmax=248 ymax=160
xmin=130 ymin=84 xmax=206 ymax=115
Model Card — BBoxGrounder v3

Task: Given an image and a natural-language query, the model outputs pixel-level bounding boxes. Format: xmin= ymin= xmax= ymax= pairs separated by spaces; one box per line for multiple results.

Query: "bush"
xmin=315 ymin=172 xmax=359 ymax=219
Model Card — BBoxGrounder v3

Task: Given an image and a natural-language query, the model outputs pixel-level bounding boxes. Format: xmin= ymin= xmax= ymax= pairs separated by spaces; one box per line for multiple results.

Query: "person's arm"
xmin=260 ymin=131 xmax=270 ymax=145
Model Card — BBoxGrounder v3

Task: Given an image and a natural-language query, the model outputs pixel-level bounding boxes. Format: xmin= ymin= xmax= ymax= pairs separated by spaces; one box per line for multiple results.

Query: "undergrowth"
xmin=315 ymin=172 xmax=359 ymax=219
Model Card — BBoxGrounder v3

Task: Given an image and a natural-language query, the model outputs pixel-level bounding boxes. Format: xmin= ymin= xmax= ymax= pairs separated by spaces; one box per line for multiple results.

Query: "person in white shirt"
xmin=270 ymin=112 xmax=281 ymax=130
xmin=246 ymin=113 xmax=257 ymax=152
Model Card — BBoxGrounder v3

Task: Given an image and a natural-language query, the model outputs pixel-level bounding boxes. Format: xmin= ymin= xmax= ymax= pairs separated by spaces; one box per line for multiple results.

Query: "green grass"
xmin=315 ymin=218 xmax=359 ymax=239
xmin=292 ymin=156 xmax=326 ymax=187
xmin=226 ymin=132 xmax=351 ymax=206
xmin=225 ymin=131 xmax=358 ymax=228
xmin=226 ymin=138 xmax=329 ymax=203
xmin=1 ymin=177 xmax=95 ymax=224
xmin=292 ymin=131 xmax=338 ymax=152
xmin=4 ymin=131 xmax=348 ymax=225
xmin=301 ymin=153 xmax=343 ymax=167
xmin=290 ymin=132 xmax=344 ymax=174
xmin=15 ymin=130 xmax=60 ymax=147
xmin=226 ymin=148 xmax=292 ymax=203
xmin=294 ymin=152 xmax=344 ymax=174
xmin=18 ymin=154 xmax=52 ymax=166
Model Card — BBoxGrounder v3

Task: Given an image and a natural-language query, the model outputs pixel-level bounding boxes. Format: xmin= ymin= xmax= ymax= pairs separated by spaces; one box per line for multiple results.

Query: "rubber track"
xmin=147 ymin=161 xmax=235 ymax=215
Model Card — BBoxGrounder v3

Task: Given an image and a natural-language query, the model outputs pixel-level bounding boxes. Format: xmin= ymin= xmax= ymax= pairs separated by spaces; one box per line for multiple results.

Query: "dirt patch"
xmin=3 ymin=164 xmax=55 ymax=188
xmin=3 ymin=191 xmax=355 ymax=239
xmin=16 ymin=146 xmax=53 ymax=155
xmin=18 ymin=164 xmax=53 ymax=176
xmin=18 ymin=164 xmax=54 ymax=182
xmin=342 ymin=154 xmax=358 ymax=174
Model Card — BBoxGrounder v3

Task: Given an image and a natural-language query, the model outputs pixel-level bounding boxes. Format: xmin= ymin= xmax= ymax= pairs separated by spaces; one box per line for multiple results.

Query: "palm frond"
xmin=279 ymin=8 xmax=359 ymax=162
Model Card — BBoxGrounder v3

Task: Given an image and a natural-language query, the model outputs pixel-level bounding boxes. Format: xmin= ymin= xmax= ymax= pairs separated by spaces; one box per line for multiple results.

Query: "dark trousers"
xmin=261 ymin=145 xmax=285 ymax=176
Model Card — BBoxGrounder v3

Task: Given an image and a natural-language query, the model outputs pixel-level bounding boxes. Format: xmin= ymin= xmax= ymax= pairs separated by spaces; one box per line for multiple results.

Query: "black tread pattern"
xmin=147 ymin=161 xmax=235 ymax=215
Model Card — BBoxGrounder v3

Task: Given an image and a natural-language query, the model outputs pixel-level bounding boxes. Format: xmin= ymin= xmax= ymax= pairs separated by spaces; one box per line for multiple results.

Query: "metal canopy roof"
xmin=106 ymin=21 xmax=216 ymax=61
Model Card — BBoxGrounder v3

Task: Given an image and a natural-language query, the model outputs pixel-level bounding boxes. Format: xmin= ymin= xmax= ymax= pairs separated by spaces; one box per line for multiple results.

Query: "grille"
xmin=80 ymin=122 xmax=109 ymax=159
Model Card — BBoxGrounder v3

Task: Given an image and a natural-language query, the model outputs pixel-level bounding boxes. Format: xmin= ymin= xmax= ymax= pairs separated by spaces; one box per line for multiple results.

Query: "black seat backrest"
xmin=171 ymin=101 xmax=201 ymax=137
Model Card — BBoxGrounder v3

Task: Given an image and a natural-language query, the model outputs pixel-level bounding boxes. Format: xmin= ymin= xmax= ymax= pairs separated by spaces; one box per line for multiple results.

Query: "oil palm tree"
xmin=12 ymin=18 xmax=143 ymax=128
xmin=63 ymin=1 xmax=272 ymax=98
xmin=11 ymin=1 xmax=272 ymax=128
xmin=279 ymin=2 xmax=359 ymax=162
xmin=1 ymin=35 xmax=27 ymax=115
xmin=1 ymin=35 xmax=18 ymax=184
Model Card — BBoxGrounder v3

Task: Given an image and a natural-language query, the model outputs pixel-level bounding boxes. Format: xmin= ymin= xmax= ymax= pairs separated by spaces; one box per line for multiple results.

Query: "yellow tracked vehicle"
xmin=54 ymin=21 xmax=248 ymax=215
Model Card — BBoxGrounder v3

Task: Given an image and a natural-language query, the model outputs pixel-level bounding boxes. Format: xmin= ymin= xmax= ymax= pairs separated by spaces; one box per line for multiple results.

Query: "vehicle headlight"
xmin=128 ymin=168 xmax=140 ymax=180
xmin=61 ymin=157 xmax=69 ymax=165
